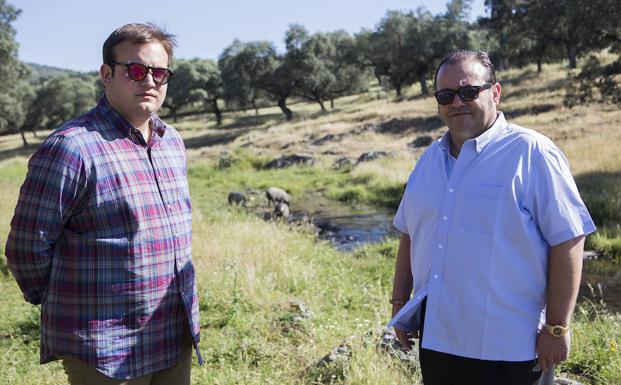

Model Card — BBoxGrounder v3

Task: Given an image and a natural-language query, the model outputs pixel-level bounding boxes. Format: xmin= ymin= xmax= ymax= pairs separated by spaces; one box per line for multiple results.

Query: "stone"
xmin=356 ymin=151 xmax=388 ymax=164
xmin=409 ymin=135 xmax=435 ymax=148
xmin=264 ymin=153 xmax=315 ymax=169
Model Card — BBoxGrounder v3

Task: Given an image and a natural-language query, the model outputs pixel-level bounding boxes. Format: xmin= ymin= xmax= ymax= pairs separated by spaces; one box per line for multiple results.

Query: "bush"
xmin=564 ymin=55 xmax=621 ymax=108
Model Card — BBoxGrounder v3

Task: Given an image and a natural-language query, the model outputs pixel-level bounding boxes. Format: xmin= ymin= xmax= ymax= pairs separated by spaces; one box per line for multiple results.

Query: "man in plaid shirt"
xmin=5 ymin=23 xmax=201 ymax=384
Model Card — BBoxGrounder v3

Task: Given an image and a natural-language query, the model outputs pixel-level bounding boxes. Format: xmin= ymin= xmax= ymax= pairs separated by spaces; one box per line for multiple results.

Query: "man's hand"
xmin=536 ymin=330 xmax=571 ymax=371
xmin=394 ymin=328 xmax=418 ymax=351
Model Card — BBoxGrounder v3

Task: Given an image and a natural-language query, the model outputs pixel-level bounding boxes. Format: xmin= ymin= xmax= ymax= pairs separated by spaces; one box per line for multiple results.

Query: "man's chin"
xmin=136 ymin=102 xmax=161 ymax=115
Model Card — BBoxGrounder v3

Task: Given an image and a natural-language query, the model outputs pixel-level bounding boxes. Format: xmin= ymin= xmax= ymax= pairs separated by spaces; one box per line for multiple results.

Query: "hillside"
xmin=0 ymin=59 xmax=619 ymax=385
xmin=24 ymin=62 xmax=86 ymax=83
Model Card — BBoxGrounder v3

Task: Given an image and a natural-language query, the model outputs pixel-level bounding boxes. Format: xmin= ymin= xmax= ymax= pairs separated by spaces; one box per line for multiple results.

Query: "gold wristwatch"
xmin=544 ymin=323 xmax=569 ymax=338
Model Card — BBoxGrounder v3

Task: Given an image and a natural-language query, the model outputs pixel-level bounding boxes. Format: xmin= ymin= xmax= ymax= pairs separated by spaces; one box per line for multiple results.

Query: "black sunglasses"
xmin=108 ymin=61 xmax=174 ymax=86
xmin=434 ymin=83 xmax=493 ymax=105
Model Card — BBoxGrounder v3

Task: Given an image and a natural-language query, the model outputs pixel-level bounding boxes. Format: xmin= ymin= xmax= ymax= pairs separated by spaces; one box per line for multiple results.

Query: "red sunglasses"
xmin=108 ymin=61 xmax=174 ymax=86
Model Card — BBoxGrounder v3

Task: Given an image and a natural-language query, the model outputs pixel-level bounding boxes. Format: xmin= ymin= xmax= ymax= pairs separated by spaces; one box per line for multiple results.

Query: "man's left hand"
xmin=536 ymin=330 xmax=571 ymax=372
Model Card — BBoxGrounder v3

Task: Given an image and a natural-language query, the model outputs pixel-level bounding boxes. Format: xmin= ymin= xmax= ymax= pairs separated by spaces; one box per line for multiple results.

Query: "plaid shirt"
xmin=5 ymin=97 xmax=202 ymax=379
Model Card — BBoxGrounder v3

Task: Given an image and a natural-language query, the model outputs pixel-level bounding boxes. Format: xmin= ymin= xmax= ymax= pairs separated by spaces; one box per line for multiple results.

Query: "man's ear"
xmin=491 ymin=82 xmax=501 ymax=105
xmin=100 ymin=63 xmax=112 ymax=87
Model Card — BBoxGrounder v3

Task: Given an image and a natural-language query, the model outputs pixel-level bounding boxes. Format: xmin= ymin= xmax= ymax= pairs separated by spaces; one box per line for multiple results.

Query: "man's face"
xmin=435 ymin=59 xmax=501 ymax=139
xmin=100 ymin=40 xmax=169 ymax=125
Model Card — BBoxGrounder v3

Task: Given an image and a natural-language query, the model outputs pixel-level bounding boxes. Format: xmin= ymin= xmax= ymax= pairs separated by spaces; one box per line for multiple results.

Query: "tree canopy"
xmin=3 ymin=0 xmax=621 ymax=137
xmin=0 ymin=0 xmax=29 ymax=135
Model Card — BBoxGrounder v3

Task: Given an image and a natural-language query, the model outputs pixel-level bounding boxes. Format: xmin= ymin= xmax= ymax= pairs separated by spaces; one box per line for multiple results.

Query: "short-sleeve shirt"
xmin=390 ymin=113 xmax=595 ymax=361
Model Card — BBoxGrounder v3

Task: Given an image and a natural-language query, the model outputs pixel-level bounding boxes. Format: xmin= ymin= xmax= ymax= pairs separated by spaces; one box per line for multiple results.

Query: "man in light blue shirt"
xmin=388 ymin=50 xmax=595 ymax=385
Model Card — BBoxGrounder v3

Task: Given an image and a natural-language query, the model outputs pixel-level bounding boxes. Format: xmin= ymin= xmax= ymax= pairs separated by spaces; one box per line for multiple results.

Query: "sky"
xmin=10 ymin=0 xmax=487 ymax=73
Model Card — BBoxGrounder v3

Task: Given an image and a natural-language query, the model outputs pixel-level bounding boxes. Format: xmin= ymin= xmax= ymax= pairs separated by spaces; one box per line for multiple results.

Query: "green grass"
xmin=560 ymin=301 xmax=621 ymax=385
xmin=0 ymin=60 xmax=620 ymax=384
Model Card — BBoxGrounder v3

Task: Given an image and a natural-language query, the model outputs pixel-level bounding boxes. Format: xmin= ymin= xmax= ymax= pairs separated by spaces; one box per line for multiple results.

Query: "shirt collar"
xmin=472 ymin=112 xmax=506 ymax=154
xmin=439 ymin=131 xmax=453 ymax=156
xmin=96 ymin=96 xmax=167 ymax=143
xmin=438 ymin=112 xmax=507 ymax=156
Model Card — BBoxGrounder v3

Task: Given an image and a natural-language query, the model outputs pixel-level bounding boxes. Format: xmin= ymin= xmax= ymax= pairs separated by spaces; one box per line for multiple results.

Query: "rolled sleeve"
xmin=529 ymin=145 xmax=596 ymax=246
xmin=5 ymin=135 xmax=87 ymax=304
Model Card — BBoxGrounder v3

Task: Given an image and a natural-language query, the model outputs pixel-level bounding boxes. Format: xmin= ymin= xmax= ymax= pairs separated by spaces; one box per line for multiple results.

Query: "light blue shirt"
xmin=389 ymin=113 xmax=596 ymax=361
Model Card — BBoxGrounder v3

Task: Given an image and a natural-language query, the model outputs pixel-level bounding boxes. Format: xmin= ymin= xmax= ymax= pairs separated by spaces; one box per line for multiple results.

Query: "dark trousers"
xmin=418 ymin=299 xmax=543 ymax=385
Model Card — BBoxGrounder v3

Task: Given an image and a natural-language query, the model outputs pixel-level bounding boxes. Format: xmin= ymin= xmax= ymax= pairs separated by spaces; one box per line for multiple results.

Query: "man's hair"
xmin=102 ymin=23 xmax=177 ymax=66
xmin=433 ymin=50 xmax=496 ymax=89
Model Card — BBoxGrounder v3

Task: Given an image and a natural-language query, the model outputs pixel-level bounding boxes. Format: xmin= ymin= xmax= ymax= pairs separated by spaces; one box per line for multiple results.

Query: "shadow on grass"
xmin=218 ymin=112 xmax=284 ymax=130
xmin=183 ymin=131 xmax=246 ymax=149
xmin=503 ymin=103 xmax=557 ymax=119
xmin=504 ymin=77 xmax=568 ymax=100
xmin=575 ymin=171 xmax=621 ymax=226
xmin=0 ymin=143 xmax=40 ymax=162
xmin=15 ymin=318 xmax=40 ymax=344
xmin=500 ymin=67 xmax=539 ymax=86
xmin=375 ymin=116 xmax=444 ymax=134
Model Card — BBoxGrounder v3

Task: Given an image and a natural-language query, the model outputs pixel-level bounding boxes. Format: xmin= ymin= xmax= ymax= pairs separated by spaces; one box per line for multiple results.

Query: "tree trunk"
xmin=317 ymin=99 xmax=326 ymax=111
xmin=252 ymin=99 xmax=259 ymax=115
xmin=394 ymin=83 xmax=402 ymax=97
xmin=277 ymin=97 xmax=293 ymax=120
xmin=171 ymin=107 xmax=178 ymax=122
xmin=419 ymin=73 xmax=429 ymax=96
xmin=537 ymin=58 xmax=542 ymax=75
xmin=330 ymin=98 xmax=334 ymax=109
xmin=567 ymin=45 xmax=577 ymax=69
xmin=212 ymin=99 xmax=222 ymax=126
xmin=20 ymin=129 xmax=28 ymax=147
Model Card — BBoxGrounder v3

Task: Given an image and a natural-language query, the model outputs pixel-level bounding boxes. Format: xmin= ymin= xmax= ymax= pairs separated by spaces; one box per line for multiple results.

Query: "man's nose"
xmin=140 ymin=71 xmax=157 ymax=87
xmin=450 ymin=93 xmax=466 ymax=107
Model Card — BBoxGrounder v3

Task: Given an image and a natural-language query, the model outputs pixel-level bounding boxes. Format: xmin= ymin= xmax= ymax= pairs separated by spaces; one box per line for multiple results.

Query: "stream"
xmin=293 ymin=194 xmax=621 ymax=313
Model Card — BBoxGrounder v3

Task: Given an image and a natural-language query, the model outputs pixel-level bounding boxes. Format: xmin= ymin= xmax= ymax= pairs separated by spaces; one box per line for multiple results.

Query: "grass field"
xmin=0 ymin=59 xmax=620 ymax=384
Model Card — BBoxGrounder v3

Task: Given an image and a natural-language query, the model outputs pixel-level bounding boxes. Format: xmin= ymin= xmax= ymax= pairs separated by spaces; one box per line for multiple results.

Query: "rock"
xmin=289 ymin=211 xmax=313 ymax=225
xmin=333 ymin=157 xmax=353 ymax=169
xmin=378 ymin=329 xmax=418 ymax=363
xmin=314 ymin=343 xmax=352 ymax=367
xmin=264 ymin=153 xmax=315 ymax=169
xmin=375 ymin=118 xmax=414 ymax=134
xmin=287 ymin=300 xmax=312 ymax=322
xmin=313 ymin=134 xmax=342 ymax=146
xmin=356 ymin=151 xmax=388 ymax=164
xmin=408 ymin=135 xmax=435 ymax=148
xmin=218 ymin=151 xmax=237 ymax=169
xmin=314 ymin=219 xmax=340 ymax=235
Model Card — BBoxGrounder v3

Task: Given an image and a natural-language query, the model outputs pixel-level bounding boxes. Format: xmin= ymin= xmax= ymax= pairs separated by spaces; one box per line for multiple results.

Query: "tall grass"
xmin=0 ymin=59 xmax=620 ymax=384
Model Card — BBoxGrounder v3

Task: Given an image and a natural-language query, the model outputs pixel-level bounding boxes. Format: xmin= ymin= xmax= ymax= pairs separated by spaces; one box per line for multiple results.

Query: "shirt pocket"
xmin=459 ymin=184 xmax=505 ymax=236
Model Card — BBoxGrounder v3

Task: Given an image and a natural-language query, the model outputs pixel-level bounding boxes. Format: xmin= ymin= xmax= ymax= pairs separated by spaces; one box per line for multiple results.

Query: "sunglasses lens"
xmin=459 ymin=86 xmax=479 ymax=101
xmin=127 ymin=64 xmax=148 ymax=81
xmin=435 ymin=90 xmax=455 ymax=105
xmin=151 ymin=68 xmax=170 ymax=84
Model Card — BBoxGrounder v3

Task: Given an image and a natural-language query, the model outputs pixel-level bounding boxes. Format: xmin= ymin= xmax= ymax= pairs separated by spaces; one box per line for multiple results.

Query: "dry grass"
xmin=0 ymin=57 xmax=619 ymax=385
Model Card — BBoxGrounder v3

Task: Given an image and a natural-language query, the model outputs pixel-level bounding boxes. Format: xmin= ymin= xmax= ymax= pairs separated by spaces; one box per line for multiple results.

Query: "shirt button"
xmin=438 ymin=244 xmax=443 ymax=249
xmin=443 ymin=216 xmax=448 ymax=221
xmin=449 ymin=188 xmax=454 ymax=193
xmin=433 ymin=274 xmax=439 ymax=279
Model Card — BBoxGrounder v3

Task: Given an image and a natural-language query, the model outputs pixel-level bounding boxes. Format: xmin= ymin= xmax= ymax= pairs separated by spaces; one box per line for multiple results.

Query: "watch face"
xmin=551 ymin=327 xmax=564 ymax=337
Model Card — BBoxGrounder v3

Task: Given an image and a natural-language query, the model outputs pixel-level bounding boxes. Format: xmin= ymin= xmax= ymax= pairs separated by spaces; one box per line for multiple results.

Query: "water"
xmin=292 ymin=193 xmax=398 ymax=251
xmin=293 ymin=195 xmax=621 ymax=313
